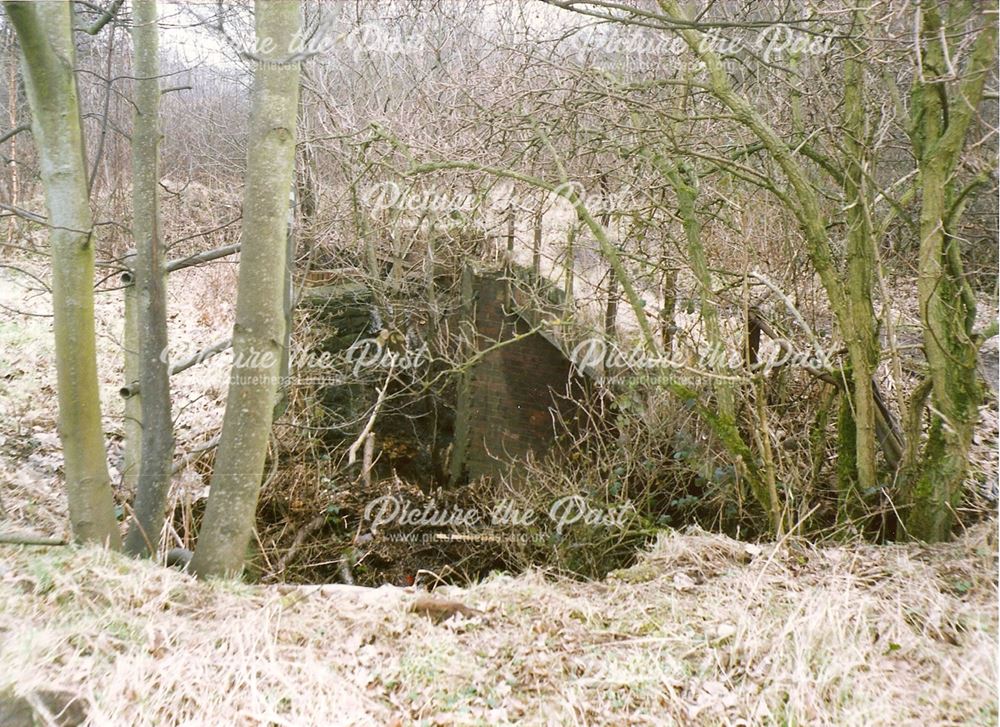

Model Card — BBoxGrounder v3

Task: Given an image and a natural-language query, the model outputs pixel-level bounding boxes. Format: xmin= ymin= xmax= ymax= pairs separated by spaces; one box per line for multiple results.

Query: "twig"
xmin=166 ymin=241 xmax=241 ymax=273
xmin=0 ymin=201 xmax=46 ymax=225
xmin=76 ymin=0 xmax=125 ymax=36
xmin=266 ymin=514 xmax=327 ymax=581
xmin=171 ymin=434 xmax=221 ymax=474
xmin=169 ymin=337 xmax=232 ymax=376
xmin=120 ymin=338 xmax=231 ymax=398
xmin=0 ymin=124 xmax=30 ymax=145
xmin=88 ymin=21 xmax=116 ymax=193
xmin=347 ymin=361 xmax=395 ymax=466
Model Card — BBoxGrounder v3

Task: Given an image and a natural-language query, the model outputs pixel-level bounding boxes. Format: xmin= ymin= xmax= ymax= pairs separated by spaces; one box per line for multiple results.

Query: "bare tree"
xmin=903 ymin=0 xmax=997 ymax=540
xmin=3 ymin=0 xmax=119 ymax=546
xmin=124 ymin=0 xmax=174 ymax=557
xmin=191 ymin=0 xmax=302 ymax=578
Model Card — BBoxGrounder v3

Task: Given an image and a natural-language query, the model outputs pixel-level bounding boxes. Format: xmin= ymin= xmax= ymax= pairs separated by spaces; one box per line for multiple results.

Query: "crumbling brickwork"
xmin=450 ymin=270 xmax=585 ymax=484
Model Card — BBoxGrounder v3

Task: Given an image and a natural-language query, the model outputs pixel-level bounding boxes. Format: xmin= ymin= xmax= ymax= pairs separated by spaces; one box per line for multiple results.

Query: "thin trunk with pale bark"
xmin=4 ymin=0 xmax=120 ymax=546
xmin=124 ymin=0 xmax=174 ymax=557
xmin=191 ymin=0 xmax=302 ymax=578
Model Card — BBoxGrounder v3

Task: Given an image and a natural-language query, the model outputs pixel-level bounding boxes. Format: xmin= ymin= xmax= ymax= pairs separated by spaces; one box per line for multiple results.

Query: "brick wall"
xmin=451 ymin=270 xmax=585 ymax=483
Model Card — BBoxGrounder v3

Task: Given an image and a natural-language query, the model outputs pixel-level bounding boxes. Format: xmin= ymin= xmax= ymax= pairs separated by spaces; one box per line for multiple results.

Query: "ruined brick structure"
xmin=302 ymin=265 xmax=590 ymax=486
xmin=449 ymin=268 xmax=588 ymax=484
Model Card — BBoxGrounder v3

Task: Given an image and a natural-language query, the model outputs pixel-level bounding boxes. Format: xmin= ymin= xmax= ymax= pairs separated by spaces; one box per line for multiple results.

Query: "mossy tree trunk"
xmin=903 ymin=1 xmax=995 ymax=541
xmin=4 ymin=1 xmax=120 ymax=547
xmin=650 ymin=148 xmax=779 ymax=530
xmin=190 ymin=0 xmax=302 ymax=578
xmin=654 ymin=0 xmax=995 ymax=539
xmin=124 ymin=0 xmax=174 ymax=557
xmin=839 ymin=13 xmax=880 ymax=523
xmin=655 ymin=0 xmax=881 ymax=517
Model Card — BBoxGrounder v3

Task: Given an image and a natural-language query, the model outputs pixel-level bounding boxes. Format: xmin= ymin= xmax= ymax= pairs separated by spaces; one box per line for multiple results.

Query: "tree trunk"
xmin=656 ymin=0 xmax=881 ymax=528
xmin=506 ymin=203 xmax=515 ymax=257
xmin=563 ymin=219 xmax=577 ymax=312
xmin=658 ymin=156 xmax=735 ymax=418
xmin=600 ymin=180 xmax=617 ymax=346
xmin=124 ymin=0 xmax=174 ymax=557
xmin=532 ymin=202 xmax=542 ymax=276
xmin=839 ymin=16 xmax=880 ymax=520
xmin=904 ymin=1 xmax=995 ymax=541
xmin=271 ymin=184 xmax=295 ymax=422
xmin=190 ymin=0 xmax=302 ymax=578
xmin=4 ymin=1 xmax=120 ymax=547
xmin=648 ymin=147 xmax=777 ymax=526
xmin=121 ymin=252 xmax=141 ymax=495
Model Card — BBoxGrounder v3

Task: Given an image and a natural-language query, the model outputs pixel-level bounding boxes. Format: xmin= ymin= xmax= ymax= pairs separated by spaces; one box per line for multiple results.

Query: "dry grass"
xmin=0 ymin=522 xmax=995 ymax=725
xmin=1 ymin=204 xmax=997 ymax=725
xmin=0 ymin=260 xmax=237 ymax=540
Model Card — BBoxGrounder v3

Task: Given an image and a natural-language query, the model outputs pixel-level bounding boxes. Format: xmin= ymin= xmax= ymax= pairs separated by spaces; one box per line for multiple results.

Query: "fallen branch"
xmin=0 ymin=530 xmax=67 ymax=546
xmin=120 ymin=338 xmax=232 ymax=397
xmin=166 ymin=242 xmax=240 ymax=274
